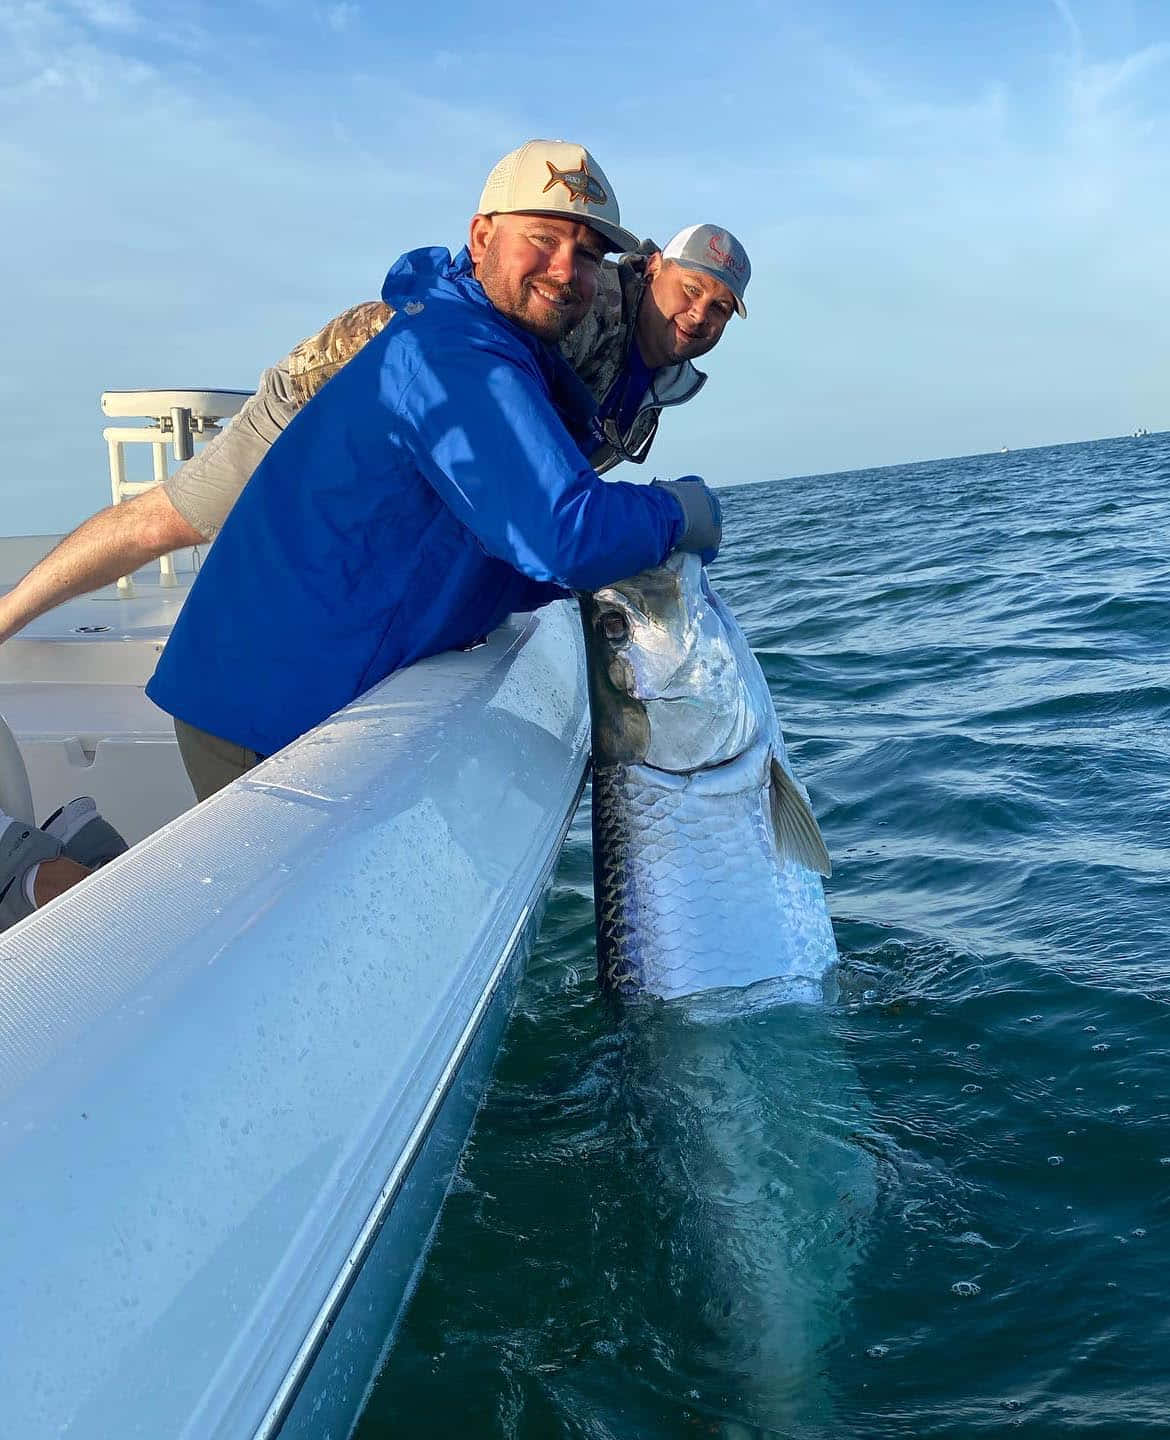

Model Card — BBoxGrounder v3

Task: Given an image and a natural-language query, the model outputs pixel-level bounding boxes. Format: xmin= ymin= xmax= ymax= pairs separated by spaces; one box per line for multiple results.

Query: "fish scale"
xmin=592 ymin=740 xmax=838 ymax=999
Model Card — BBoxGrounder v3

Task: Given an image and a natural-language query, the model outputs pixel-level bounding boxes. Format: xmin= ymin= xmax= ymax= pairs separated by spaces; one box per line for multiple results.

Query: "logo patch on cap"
xmin=706 ymin=233 xmax=747 ymax=279
xmin=542 ymin=155 xmax=608 ymax=207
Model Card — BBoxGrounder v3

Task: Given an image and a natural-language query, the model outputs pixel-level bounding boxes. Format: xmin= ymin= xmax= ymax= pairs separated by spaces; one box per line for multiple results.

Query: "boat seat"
xmin=100 ymin=389 xmax=251 ymax=423
xmin=100 ymin=389 xmax=253 ymax=593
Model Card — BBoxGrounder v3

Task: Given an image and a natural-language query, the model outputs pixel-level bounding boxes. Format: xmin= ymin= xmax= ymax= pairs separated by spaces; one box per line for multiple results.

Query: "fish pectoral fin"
xmin=769 ymin=757 xmax=832 ymax=878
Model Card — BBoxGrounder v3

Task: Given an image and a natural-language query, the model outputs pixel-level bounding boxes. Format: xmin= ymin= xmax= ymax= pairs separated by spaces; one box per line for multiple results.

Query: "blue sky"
xmin=2 ymin=0 xmax=1167 ymax=534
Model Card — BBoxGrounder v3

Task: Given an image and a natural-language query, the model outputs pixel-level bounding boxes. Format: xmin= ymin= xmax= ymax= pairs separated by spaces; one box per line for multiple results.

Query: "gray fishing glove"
xmin=653 ymin=476 xmax=722 ymax=565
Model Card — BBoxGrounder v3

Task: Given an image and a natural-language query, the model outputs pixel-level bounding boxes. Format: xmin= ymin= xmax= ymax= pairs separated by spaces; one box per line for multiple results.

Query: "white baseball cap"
xmin=661 ymin=223 xmax=751 ymax=317
xmin=478 ymin=140 xmax=640 ymax=254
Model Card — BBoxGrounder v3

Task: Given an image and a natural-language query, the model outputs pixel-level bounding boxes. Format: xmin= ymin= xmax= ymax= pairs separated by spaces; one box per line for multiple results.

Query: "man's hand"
xmin=653 ymin=476 xmax=722 ymax=565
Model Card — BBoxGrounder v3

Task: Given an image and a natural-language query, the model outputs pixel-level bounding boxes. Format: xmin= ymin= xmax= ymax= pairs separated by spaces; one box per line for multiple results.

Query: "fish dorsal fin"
xmin=769 ymin=757 xmax=832 ymax=878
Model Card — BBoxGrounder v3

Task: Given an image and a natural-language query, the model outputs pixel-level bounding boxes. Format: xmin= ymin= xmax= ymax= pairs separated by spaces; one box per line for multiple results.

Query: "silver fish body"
xmin=582 ymin=557 xmax=871 ymax=1428
xmin=582 ymin=552 xmax=838 ymax=1000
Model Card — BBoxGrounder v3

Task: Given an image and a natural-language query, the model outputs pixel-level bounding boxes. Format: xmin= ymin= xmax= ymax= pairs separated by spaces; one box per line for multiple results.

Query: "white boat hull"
xmin=0 ymin=545 xmax=589 ymax=1438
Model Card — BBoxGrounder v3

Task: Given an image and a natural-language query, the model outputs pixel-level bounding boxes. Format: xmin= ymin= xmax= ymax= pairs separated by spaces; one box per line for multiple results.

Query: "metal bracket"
xmin=170 ymin=406 xmax=194 ymax=462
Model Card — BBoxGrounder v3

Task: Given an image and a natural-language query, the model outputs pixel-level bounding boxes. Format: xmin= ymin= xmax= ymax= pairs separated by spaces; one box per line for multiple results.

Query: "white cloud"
xmin=70 ymin=0 xmax=140 ymax=30
xmin=1050 ymin=0 xmax=1084 ymax=55
xmin=0 ymin=0 xmax=531 ymax=532
xmin=3 ymin=0 xmax=1170 ymax=527
xmin=321 ymin=1 xmax=357 ymax=32
xmin=642 ymin=8 xmax=1170 ymax=479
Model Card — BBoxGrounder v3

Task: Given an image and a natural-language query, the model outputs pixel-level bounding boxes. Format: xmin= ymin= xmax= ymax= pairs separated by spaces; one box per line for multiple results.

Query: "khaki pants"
xmin=161 ymin=363 xmax=297 ymax=542
xmin=174 ymin=719 xmax=264 ymax=802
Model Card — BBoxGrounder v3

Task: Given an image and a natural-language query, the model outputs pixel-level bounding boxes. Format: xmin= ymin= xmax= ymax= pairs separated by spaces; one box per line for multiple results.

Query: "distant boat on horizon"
xmin=1133 ymin=427 xmax=1150 ymax=438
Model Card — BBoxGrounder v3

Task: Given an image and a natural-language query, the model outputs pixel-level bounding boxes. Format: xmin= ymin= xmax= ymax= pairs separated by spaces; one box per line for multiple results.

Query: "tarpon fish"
xmin=581 ymin=556 xmax=871 ymax=1427
xmin=542 ymin=157 xmax=608 ymax=206
xmin=581 ymin=552 xmax=838 ymax=1000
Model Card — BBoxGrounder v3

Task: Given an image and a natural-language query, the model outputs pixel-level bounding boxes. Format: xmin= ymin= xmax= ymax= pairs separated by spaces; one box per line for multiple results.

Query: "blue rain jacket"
xmin=147 ymin=247 xmax=684 ymax=757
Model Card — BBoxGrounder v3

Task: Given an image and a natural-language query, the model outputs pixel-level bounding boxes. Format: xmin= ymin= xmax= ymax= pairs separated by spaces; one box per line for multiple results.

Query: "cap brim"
xmin=588 ymin=217 xmax=642 ymax=254
xmin=671 ymin=259 xmax=747 ymax=317
xmin=501 ymin=208 xmax=640 ymax=255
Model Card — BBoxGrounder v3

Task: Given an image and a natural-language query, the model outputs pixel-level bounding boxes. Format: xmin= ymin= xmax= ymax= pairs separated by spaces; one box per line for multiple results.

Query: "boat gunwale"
xmin=252 ymin=760 xmax=589 ymax=1440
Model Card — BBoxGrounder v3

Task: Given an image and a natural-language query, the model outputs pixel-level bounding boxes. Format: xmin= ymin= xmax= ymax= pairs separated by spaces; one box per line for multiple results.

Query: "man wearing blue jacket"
xmin=145 ymin=139 xmax=723 ymax=800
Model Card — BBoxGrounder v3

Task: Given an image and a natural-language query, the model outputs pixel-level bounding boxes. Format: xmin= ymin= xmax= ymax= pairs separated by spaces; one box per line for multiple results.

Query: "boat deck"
xmin=0 ymin=539 xmax=199 ymax=839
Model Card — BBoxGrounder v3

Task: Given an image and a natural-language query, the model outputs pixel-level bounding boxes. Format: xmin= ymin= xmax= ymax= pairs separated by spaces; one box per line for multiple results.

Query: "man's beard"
xmin=478 ymin=244 xmax=583 ymax=341
xmin=515 ymin=278 xmax=584 ymax=340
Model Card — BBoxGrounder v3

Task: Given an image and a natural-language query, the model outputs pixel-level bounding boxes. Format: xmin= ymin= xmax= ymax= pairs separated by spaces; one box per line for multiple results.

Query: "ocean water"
xmin=356 ymin=433 xmax=1170 ymax=1438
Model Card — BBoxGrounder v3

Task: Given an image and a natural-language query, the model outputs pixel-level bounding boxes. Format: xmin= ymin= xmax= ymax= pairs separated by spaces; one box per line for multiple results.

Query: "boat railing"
xmin=99 ymin=388 xmax=251 ymax=592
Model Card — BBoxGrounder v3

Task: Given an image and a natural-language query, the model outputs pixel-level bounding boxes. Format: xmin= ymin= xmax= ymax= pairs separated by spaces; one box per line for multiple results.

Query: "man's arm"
xmin=1 ymin=356 xmax=302 ymax=642
xmin=398 ymin=332 xmax=700 ymax=592
xmin=0 ymin=487 xmax=203 ymax=643
xmin=0 ymin=301 xmax=394 ymax=645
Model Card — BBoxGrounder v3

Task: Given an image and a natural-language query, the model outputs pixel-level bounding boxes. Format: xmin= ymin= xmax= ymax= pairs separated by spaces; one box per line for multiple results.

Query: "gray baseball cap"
xmin=661 ymin=223 xmax=751 ymax=317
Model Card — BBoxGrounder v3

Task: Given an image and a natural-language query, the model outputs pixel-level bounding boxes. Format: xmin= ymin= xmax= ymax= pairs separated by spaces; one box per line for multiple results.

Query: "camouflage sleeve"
xmin=162 ymin=301 xmax=394 ymax=541
xmin=286 ymin=300 xmax=394 ymax=405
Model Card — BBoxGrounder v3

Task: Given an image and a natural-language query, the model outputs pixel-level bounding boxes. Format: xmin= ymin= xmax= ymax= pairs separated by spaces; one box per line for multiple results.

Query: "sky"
xmin=2 ymin=0 xmax=1168 ymax=534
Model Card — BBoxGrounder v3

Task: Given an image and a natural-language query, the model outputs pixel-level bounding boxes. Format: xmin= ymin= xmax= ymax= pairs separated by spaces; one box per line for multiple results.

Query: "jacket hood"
xmin=380 ymin=245 xmax=475 ymax=307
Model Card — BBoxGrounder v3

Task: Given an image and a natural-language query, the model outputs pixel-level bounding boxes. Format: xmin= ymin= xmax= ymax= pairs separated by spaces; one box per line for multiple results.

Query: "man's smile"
xmin=528 ymin=281 xmax=579 ymax=309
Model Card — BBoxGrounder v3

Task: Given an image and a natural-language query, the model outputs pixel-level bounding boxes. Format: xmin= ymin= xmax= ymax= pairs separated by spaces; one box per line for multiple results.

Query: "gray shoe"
xmin=0 ymin=819 xmax=62 ymax=930
xmin=42 ymin=797 xmax=128 ymax=869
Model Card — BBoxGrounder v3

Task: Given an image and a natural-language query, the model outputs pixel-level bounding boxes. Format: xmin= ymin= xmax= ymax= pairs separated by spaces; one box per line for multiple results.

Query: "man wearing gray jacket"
xmin=0 ymin=224 xmax=750 ymax=644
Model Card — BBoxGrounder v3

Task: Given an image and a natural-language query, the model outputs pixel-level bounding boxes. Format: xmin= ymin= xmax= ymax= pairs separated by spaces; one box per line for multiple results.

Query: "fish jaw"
xmin=641 ymin=685 xmax=759 ymax=773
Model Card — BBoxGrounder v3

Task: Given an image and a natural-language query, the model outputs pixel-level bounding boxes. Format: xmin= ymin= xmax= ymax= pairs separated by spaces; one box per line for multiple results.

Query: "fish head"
xmin=580 ymin=552 xmax=764 ymax=772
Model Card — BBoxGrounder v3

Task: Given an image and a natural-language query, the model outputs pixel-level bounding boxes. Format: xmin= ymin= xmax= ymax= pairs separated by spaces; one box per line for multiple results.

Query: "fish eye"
xmin=600 ymin=611 xmax=629 ymax=643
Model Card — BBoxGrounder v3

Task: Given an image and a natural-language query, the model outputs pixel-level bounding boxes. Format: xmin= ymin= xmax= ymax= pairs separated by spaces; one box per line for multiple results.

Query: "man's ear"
xmin=643 ymin=250 xmax=663 ymax=280
xmin=468 ymin=213 xmax=495 ymax=265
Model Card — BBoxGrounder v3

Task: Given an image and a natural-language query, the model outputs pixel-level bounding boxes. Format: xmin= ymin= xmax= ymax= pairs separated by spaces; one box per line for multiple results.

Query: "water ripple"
xmin=358 ymin=432 xmax=1170 ymax=1438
